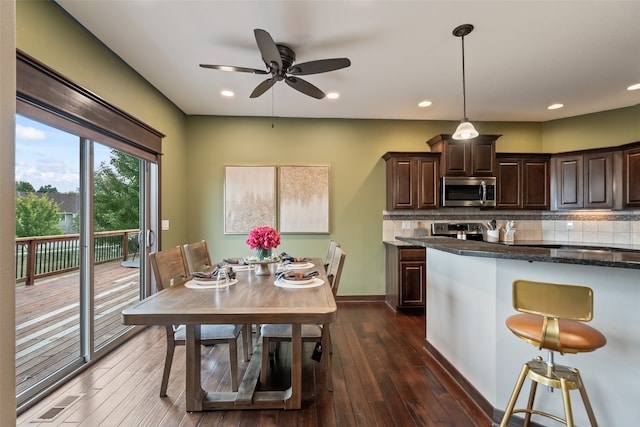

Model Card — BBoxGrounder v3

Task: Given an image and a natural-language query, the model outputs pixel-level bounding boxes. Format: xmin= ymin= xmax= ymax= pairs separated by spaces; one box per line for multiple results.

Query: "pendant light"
xmin=452 ymin=24 xmax=479 ymax=140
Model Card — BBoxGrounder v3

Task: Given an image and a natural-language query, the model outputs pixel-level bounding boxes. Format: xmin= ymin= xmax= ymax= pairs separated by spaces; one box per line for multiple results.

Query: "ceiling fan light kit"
xmin=200 ymin=29 xmax=351 ymax=100
xmin=452 ymin=24 xmax=479 ymax=141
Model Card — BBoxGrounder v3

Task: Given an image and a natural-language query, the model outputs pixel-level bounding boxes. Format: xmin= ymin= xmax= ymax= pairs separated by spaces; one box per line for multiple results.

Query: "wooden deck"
xmin=15 ymin=261 xmax=141 ymax=396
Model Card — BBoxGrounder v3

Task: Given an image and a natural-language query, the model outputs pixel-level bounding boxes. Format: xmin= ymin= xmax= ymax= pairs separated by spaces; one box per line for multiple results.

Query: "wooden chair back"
xmin=150 ymin=247 xmax=188 ymax=291
xmin=182 ymin=240 xmax=212 ymax=274
xmin=324 ymin=240 xmax=340 ymax=271
xmin=328 ymin=247 xmax=346 ymax=297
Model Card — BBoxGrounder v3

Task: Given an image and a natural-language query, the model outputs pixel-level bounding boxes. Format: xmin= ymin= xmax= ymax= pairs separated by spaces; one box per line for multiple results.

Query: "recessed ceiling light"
xmin=221 ymin=90 xmax=234 ymax=97
xmin=418 ymin=100 xmax=432 ymax=108
xmin=548 ymin=103 xmax=564 ymax=110
xmin=326 ymin=92 xmax=340 ymax=99
xmin=627 ymin=83 xmax=640 ymax=91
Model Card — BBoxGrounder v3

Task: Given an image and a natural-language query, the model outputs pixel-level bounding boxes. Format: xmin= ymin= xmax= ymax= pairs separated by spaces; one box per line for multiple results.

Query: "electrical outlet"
xmin=566 ymin=222 xmax=573 ymax=230
xmin=402 ymin=221 xmax=411 ymax=229
xmin=162 ymin=219 xmax=170 ymax=231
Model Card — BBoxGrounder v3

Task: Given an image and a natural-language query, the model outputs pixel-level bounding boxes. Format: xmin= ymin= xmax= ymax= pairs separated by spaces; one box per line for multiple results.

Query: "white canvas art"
xmin=224 ymin=166 xmax=276 ymax=234
xmin=278 ymin=165 xmax=329 ymax=234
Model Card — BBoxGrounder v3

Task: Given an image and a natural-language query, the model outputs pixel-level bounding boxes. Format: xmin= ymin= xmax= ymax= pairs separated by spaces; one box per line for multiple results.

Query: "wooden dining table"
xmin=121 ymin=258 xmax=336 ymax=411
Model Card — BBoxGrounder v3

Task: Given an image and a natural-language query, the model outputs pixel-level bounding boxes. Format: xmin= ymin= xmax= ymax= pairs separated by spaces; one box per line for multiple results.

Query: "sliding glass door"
xmin=15 ymin=115 xmax=158 ymax=407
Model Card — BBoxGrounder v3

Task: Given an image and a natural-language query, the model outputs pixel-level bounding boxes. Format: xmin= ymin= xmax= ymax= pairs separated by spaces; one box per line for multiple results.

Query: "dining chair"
xmin=260 ymin=248 xmax=346 ymax=391
xmin=182 ymin=240 xmax=253 ymax=357
xmin=324 ymin=240 xmax=340 ymax=272
xmin=182 ymin=240 xmax=212 ymax=273
xmin=150 ymin=247 xmax=245 ymax=397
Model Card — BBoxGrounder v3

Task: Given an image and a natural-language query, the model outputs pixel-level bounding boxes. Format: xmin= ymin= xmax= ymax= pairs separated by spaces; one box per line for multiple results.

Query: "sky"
xmin=15 ymin=115 xmax=111 ymax=193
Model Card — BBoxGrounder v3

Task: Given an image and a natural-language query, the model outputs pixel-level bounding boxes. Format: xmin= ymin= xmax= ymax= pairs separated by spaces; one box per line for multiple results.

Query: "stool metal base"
xmin=499 ymin=357 xmax=599 ymax=427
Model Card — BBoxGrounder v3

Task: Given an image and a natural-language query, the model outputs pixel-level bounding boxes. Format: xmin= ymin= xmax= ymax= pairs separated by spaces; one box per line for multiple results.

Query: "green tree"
xmin=15 ymin=193 xmax=64 ymax=237
xmin=93 ymin=150 xmax=139 ymax=231
xmin=16 ymin=181 xmax=35 ymax=192
xmin=37 ymin=184 xmax=59 ymax=193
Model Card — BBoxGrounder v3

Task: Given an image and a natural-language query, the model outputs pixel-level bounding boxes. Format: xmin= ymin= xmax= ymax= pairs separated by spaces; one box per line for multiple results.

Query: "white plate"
xmin=274 ymin=277 xmax=324 ymax=289
xmin=185 ymin=279 xmax=238 ymax=289
xmin=284 ymin=262 xmax=314 ymax=270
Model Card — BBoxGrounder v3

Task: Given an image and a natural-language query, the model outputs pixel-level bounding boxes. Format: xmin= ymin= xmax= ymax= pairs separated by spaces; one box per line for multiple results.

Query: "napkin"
xmin=223 ymin=257 xmax=247 ymax=265
xmin=280 ymin=252 xmax=310 ymax=264
xmin=191 ymin=266 xmax=236 ymax=280
xmin=276 ymin=270 xmax=319 ymax=281
xmin=191 ymin=269 xmax=218 ymax=279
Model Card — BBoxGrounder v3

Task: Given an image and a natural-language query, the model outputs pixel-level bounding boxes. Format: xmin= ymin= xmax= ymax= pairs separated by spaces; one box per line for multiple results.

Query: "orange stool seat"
xmin=499 ymin=280 xmax=606 ymax=427
xmin=506 ymin=313 xmax=606 ymax=353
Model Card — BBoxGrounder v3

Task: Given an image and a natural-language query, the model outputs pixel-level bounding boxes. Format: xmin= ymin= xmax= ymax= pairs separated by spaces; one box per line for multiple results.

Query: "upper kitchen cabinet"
xmin=382 ymin=152 xmax=440 ymax=210
xmin=426 ymin=134 xmax=500 ymax=177
xmin=497 ymin=154 xmax=550 ymax=210
xmin=622 ymin=143 xmax=640 ymax=208
xmin=552 ymin=150 xmax=619 ymax=210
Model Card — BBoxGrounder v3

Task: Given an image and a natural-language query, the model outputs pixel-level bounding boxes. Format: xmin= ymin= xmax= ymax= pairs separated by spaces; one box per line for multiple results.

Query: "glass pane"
xmin=92 ymin=143 xmax=143 ymax=349
xmin=15 ymin=115 xmax=83 ymax=397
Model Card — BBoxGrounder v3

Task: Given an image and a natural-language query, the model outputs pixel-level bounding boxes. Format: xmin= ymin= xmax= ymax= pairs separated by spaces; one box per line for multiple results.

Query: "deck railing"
xmin=15 ymin=229 xmax=140 ymax=286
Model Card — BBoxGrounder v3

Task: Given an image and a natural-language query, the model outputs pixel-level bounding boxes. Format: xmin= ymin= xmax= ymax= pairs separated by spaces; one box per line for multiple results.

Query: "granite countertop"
xmin=395 ymin=237 xmax=640 ymax=270
xmin=383 ymin=240 xmax=425 ymax=247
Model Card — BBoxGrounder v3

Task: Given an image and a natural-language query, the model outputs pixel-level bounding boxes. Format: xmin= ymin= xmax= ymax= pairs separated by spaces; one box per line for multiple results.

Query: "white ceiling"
xmin=55 ymin=0 xmax=640 ymax=122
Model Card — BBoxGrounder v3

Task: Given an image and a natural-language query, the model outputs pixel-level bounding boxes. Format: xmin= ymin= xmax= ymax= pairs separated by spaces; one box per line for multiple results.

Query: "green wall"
xmin=542 ymin=105 xmax=640 ymax=152
xmin=15 ymin=0 xmax=640 ymax=296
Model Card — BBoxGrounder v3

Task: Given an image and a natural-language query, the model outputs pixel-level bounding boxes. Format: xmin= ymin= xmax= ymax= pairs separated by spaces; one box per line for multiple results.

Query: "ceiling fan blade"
xmin=250 ymin=78 xmax=277 ymax=98
xmin=285 ymin=76 xmax=325 ymax=99
xmin=254 ymin=29 xmax=282 ymax=70
xmin=199 ymin=64 xmax=268 ymax=74
xmin=288 ymin=58 xmax=351 ymax=75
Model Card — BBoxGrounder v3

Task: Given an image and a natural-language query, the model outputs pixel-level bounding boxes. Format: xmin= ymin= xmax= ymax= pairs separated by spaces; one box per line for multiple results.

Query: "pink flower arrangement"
xmin=246 ymin=226 xmax=281 ymax=250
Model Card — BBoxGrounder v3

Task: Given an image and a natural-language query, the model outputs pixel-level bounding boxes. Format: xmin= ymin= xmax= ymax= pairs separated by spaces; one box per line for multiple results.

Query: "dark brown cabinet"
xmin=382 ymin=152 xmax=439 ymax=210
xmin=553 ymin=151 xmax=614 ymax=209
xmin=426 ymin=134 xmax=499 ymax=177
xmin=497 ymin=154 xmax=550 ymax=210
xmin=385 ymin=244 xmax=426 ymax=312
xmin=623 ymin=145 xmax=640 ymax=207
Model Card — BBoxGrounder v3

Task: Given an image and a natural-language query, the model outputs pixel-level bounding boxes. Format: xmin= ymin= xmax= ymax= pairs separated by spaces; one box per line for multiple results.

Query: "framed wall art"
xmin=224 ymin=165 xmax=276 ymax=234
xmin=278 ymin=165 xmax=330 ymax=234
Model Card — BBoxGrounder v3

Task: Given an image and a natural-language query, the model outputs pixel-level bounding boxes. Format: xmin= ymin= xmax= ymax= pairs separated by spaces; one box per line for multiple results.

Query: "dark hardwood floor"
xmin=17 ymin=302 xmax=492 ymax=426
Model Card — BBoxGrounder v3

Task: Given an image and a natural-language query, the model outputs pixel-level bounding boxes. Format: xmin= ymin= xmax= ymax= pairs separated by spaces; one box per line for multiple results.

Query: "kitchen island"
xmin=397 ymin=237 xmax=640 ymax=426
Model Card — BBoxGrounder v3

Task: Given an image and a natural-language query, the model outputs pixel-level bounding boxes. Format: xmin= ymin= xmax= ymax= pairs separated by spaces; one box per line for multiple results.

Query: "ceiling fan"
xmin=199 ymin=29 xmax=351 ymax=99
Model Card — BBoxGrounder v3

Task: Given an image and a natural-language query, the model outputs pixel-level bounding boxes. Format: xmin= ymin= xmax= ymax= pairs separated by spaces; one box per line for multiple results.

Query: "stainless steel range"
xmin=431 ymin=222 xmax=485 ymax=241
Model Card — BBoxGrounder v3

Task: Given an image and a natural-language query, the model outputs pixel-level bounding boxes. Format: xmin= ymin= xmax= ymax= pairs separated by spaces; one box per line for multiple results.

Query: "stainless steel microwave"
xmin=441 ymin=176 xmax=496 ymax=207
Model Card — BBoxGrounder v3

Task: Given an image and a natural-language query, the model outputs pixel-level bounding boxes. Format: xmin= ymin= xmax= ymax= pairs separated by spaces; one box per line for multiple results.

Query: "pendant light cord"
xmin=461 ymin=35 xmax=467 ymax=119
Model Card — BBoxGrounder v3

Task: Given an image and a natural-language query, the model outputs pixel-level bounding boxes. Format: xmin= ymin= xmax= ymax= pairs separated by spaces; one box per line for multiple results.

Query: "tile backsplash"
xmin=383 ymin=209 xmax=640 ymax=246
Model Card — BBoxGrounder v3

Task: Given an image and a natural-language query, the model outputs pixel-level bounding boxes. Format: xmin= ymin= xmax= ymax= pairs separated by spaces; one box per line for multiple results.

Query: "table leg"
xmin=185 ymin=324 xmax=205 ymax=411
xmin=285 ymin=323 xmax=302 ymax=409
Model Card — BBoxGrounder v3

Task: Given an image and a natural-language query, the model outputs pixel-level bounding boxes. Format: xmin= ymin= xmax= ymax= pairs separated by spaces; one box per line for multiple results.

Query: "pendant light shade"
xmin=453 ymin=119 xmax=479 ymax=140
xmin=452 ymin=24 xmax=478 ymax=140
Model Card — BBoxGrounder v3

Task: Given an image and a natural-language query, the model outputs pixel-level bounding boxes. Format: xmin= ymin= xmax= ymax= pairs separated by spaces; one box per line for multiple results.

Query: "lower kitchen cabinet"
xmin=385 ymin=244 xmax=426 ymax=312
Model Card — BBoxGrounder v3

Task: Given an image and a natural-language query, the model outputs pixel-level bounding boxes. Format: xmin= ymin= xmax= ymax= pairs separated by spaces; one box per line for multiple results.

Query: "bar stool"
xmin=499 ymin=280 xmax=607 ymax=427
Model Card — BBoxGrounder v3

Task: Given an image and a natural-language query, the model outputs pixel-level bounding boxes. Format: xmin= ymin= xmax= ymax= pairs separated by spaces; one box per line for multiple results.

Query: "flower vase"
xmin=254 ymin=247 xmax=272 ymax=276
xmin=256 ymin=247 xmax=272 ymax=261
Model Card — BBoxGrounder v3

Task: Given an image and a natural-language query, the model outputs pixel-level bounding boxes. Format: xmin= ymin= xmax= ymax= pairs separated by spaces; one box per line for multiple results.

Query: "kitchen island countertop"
xmin=396 ymin=236 xmax=640 ymax=270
